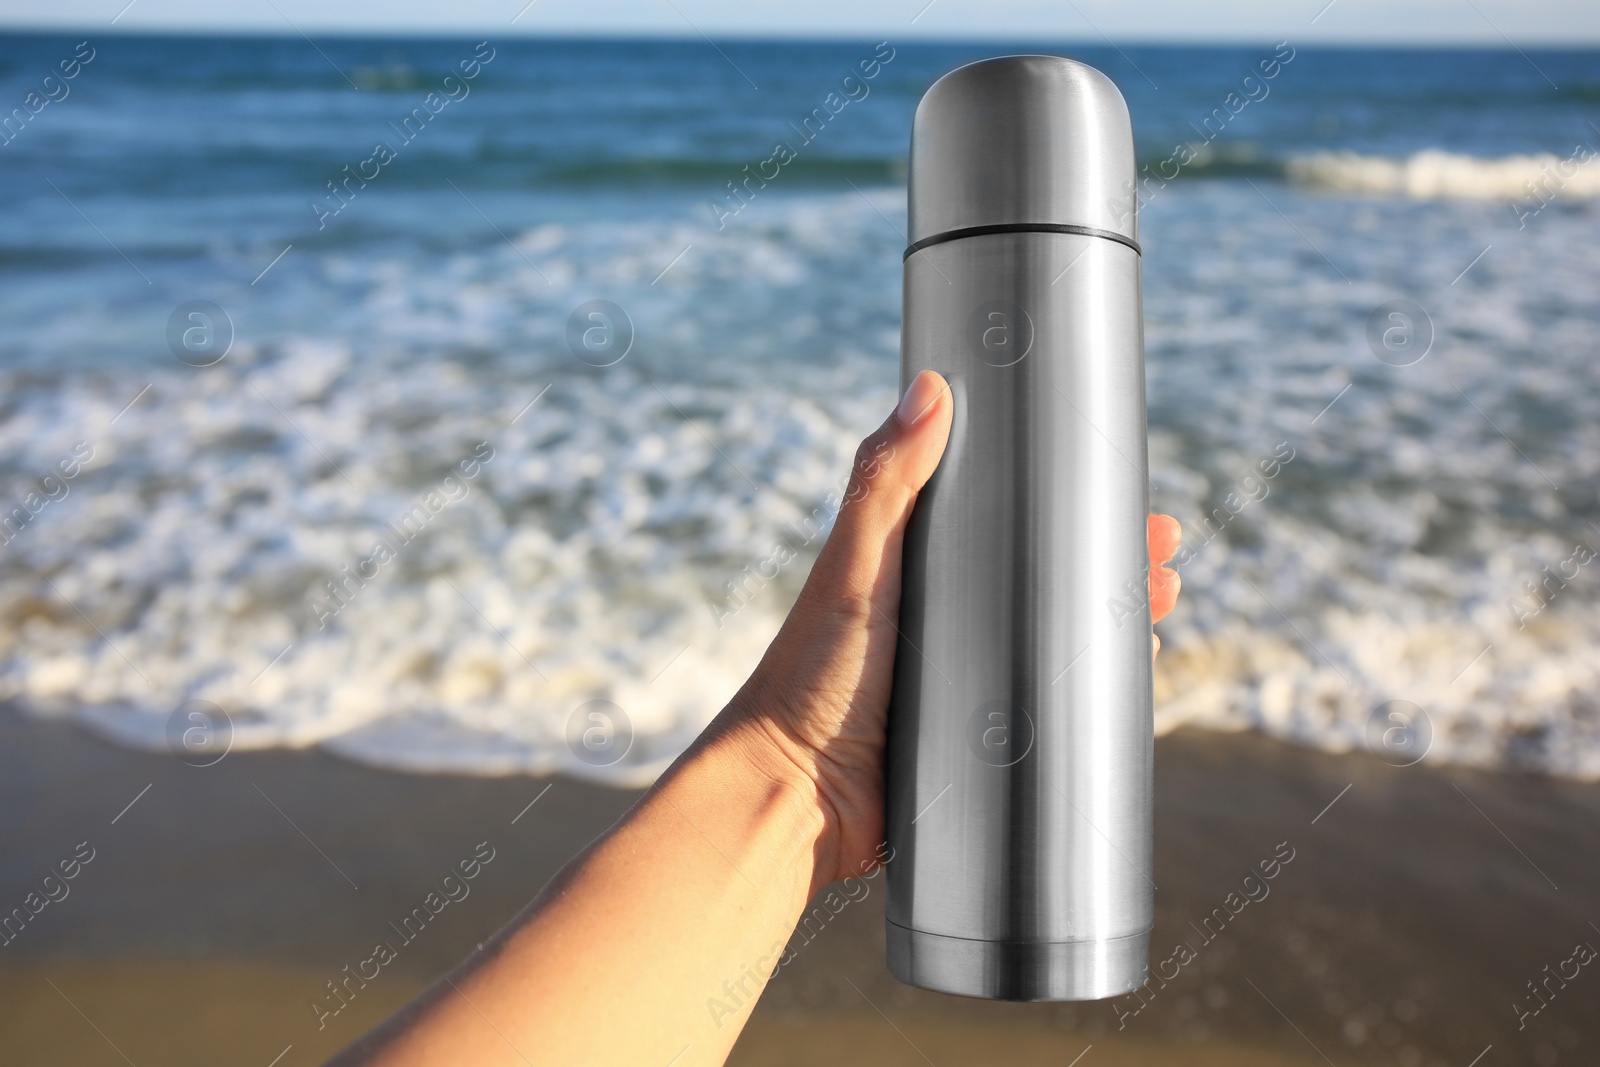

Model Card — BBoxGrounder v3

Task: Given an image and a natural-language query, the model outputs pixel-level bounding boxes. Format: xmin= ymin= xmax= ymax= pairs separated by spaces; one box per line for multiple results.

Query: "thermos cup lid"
xmin=907 ymin=55 xmax=1139 ymax=253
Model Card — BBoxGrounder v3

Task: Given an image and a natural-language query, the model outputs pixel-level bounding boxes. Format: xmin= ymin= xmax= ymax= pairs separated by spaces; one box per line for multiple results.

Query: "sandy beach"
xmin=2 ymin=706 xmax=1593 ymax=1066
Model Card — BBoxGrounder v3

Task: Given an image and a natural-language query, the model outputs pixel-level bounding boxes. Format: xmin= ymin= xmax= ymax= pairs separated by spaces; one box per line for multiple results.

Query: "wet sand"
xmin=1 ymin=706 xmax=1595 ymax=1066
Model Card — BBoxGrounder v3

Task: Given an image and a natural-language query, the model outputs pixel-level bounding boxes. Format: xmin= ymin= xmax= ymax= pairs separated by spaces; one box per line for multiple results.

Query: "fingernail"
xmin=896 ymin=371 xmax=943 ymax=428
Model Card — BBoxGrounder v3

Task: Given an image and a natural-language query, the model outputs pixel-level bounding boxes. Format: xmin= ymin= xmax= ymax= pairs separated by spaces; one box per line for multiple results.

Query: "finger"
xmin=1148 ymin=514 xmax=1181 ymax=625
xmin=1150 ymin=562 xmax=1180 ymax=624
xmin=1148 ymin=513 xmax=1181 ymax=566
xmin=793 ymin=370 xmax=954 ymax=620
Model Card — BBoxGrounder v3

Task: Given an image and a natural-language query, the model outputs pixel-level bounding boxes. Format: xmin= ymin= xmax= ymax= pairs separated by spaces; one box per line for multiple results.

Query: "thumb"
xmin=797 ymin=370 xmax=953 ymax=618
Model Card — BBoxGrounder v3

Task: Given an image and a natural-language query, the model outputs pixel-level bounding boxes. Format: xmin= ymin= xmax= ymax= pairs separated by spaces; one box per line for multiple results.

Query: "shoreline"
xmin=2 ymin=706 xmax=1596 ymax=1065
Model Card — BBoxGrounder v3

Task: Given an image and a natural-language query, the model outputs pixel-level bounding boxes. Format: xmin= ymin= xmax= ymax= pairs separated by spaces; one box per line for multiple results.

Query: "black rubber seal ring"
xmin=904 ymin=222 xmax=1141 ymax=260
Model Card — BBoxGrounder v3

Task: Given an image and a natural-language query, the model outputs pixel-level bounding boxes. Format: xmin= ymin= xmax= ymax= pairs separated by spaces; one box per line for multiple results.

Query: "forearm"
xmin=335 ymin=710 xmax=829 ymax=1067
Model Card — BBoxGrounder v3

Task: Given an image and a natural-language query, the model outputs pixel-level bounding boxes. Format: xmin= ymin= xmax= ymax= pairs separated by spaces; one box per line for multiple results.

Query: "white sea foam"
xmin=1286 ymin=148 xmax=1600 ymax=200
xmin=4 ymin=181 xmax=1600 ymax=781
xmin=0 ymin=346 xmax=882 ymax=786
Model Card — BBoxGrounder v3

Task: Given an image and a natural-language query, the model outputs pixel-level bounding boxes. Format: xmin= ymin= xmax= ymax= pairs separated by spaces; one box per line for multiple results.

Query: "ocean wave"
xmin=4 ymin=184 xmax=1600 ymax=783
xmin=1286 ymin=149 xmax=1600 ymax=200
xmin=0 ymin=347 xmax=880 ymax=787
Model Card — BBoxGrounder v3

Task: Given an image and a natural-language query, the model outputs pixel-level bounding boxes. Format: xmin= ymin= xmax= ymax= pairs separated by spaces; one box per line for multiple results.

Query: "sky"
xmin=3 ymin=0 xmax=1598 ymax=44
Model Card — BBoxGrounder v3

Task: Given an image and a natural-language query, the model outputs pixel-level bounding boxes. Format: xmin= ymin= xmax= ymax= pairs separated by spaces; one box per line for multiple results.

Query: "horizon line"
xmin=2 ymin=25 xmax=1599 ymax=48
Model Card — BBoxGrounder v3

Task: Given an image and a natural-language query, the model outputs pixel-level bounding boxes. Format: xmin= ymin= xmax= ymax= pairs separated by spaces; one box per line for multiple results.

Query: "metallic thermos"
xmin=886 ymin=56 xmax=1152 ymax=1002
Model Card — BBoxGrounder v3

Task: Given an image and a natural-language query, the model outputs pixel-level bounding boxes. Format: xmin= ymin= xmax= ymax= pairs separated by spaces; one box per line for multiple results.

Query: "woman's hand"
xmin=716 ymin=369 xmax=1182 ymax=893
xmin=337 ymin=369 xmax=1183 ymax=1067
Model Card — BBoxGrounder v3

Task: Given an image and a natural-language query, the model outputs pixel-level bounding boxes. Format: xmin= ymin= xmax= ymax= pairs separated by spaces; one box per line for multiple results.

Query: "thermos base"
xmin=886 ymin=921 xmax=1148 ymax=1002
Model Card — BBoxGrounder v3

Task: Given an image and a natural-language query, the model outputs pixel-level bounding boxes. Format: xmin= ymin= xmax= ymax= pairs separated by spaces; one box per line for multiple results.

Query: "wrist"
xmin=698 ymin=701 xmax=842 ymax=897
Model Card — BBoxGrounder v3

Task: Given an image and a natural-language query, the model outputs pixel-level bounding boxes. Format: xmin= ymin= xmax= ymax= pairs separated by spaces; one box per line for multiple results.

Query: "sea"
xmin=2 ymin=34 xmax=1598 ymax=782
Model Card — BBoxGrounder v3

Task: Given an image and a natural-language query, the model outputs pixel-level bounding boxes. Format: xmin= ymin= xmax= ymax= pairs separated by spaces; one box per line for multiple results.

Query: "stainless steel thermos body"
xmin=885 ymin=56 xmax=1153 ymax=1002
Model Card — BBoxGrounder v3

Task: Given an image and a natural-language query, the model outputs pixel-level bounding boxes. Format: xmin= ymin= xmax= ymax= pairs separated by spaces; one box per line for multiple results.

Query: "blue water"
xmin=1 ymin=34 xmax=1598 ymax=779
xmin=2 ymin=37 xmax=1596 ymax=365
